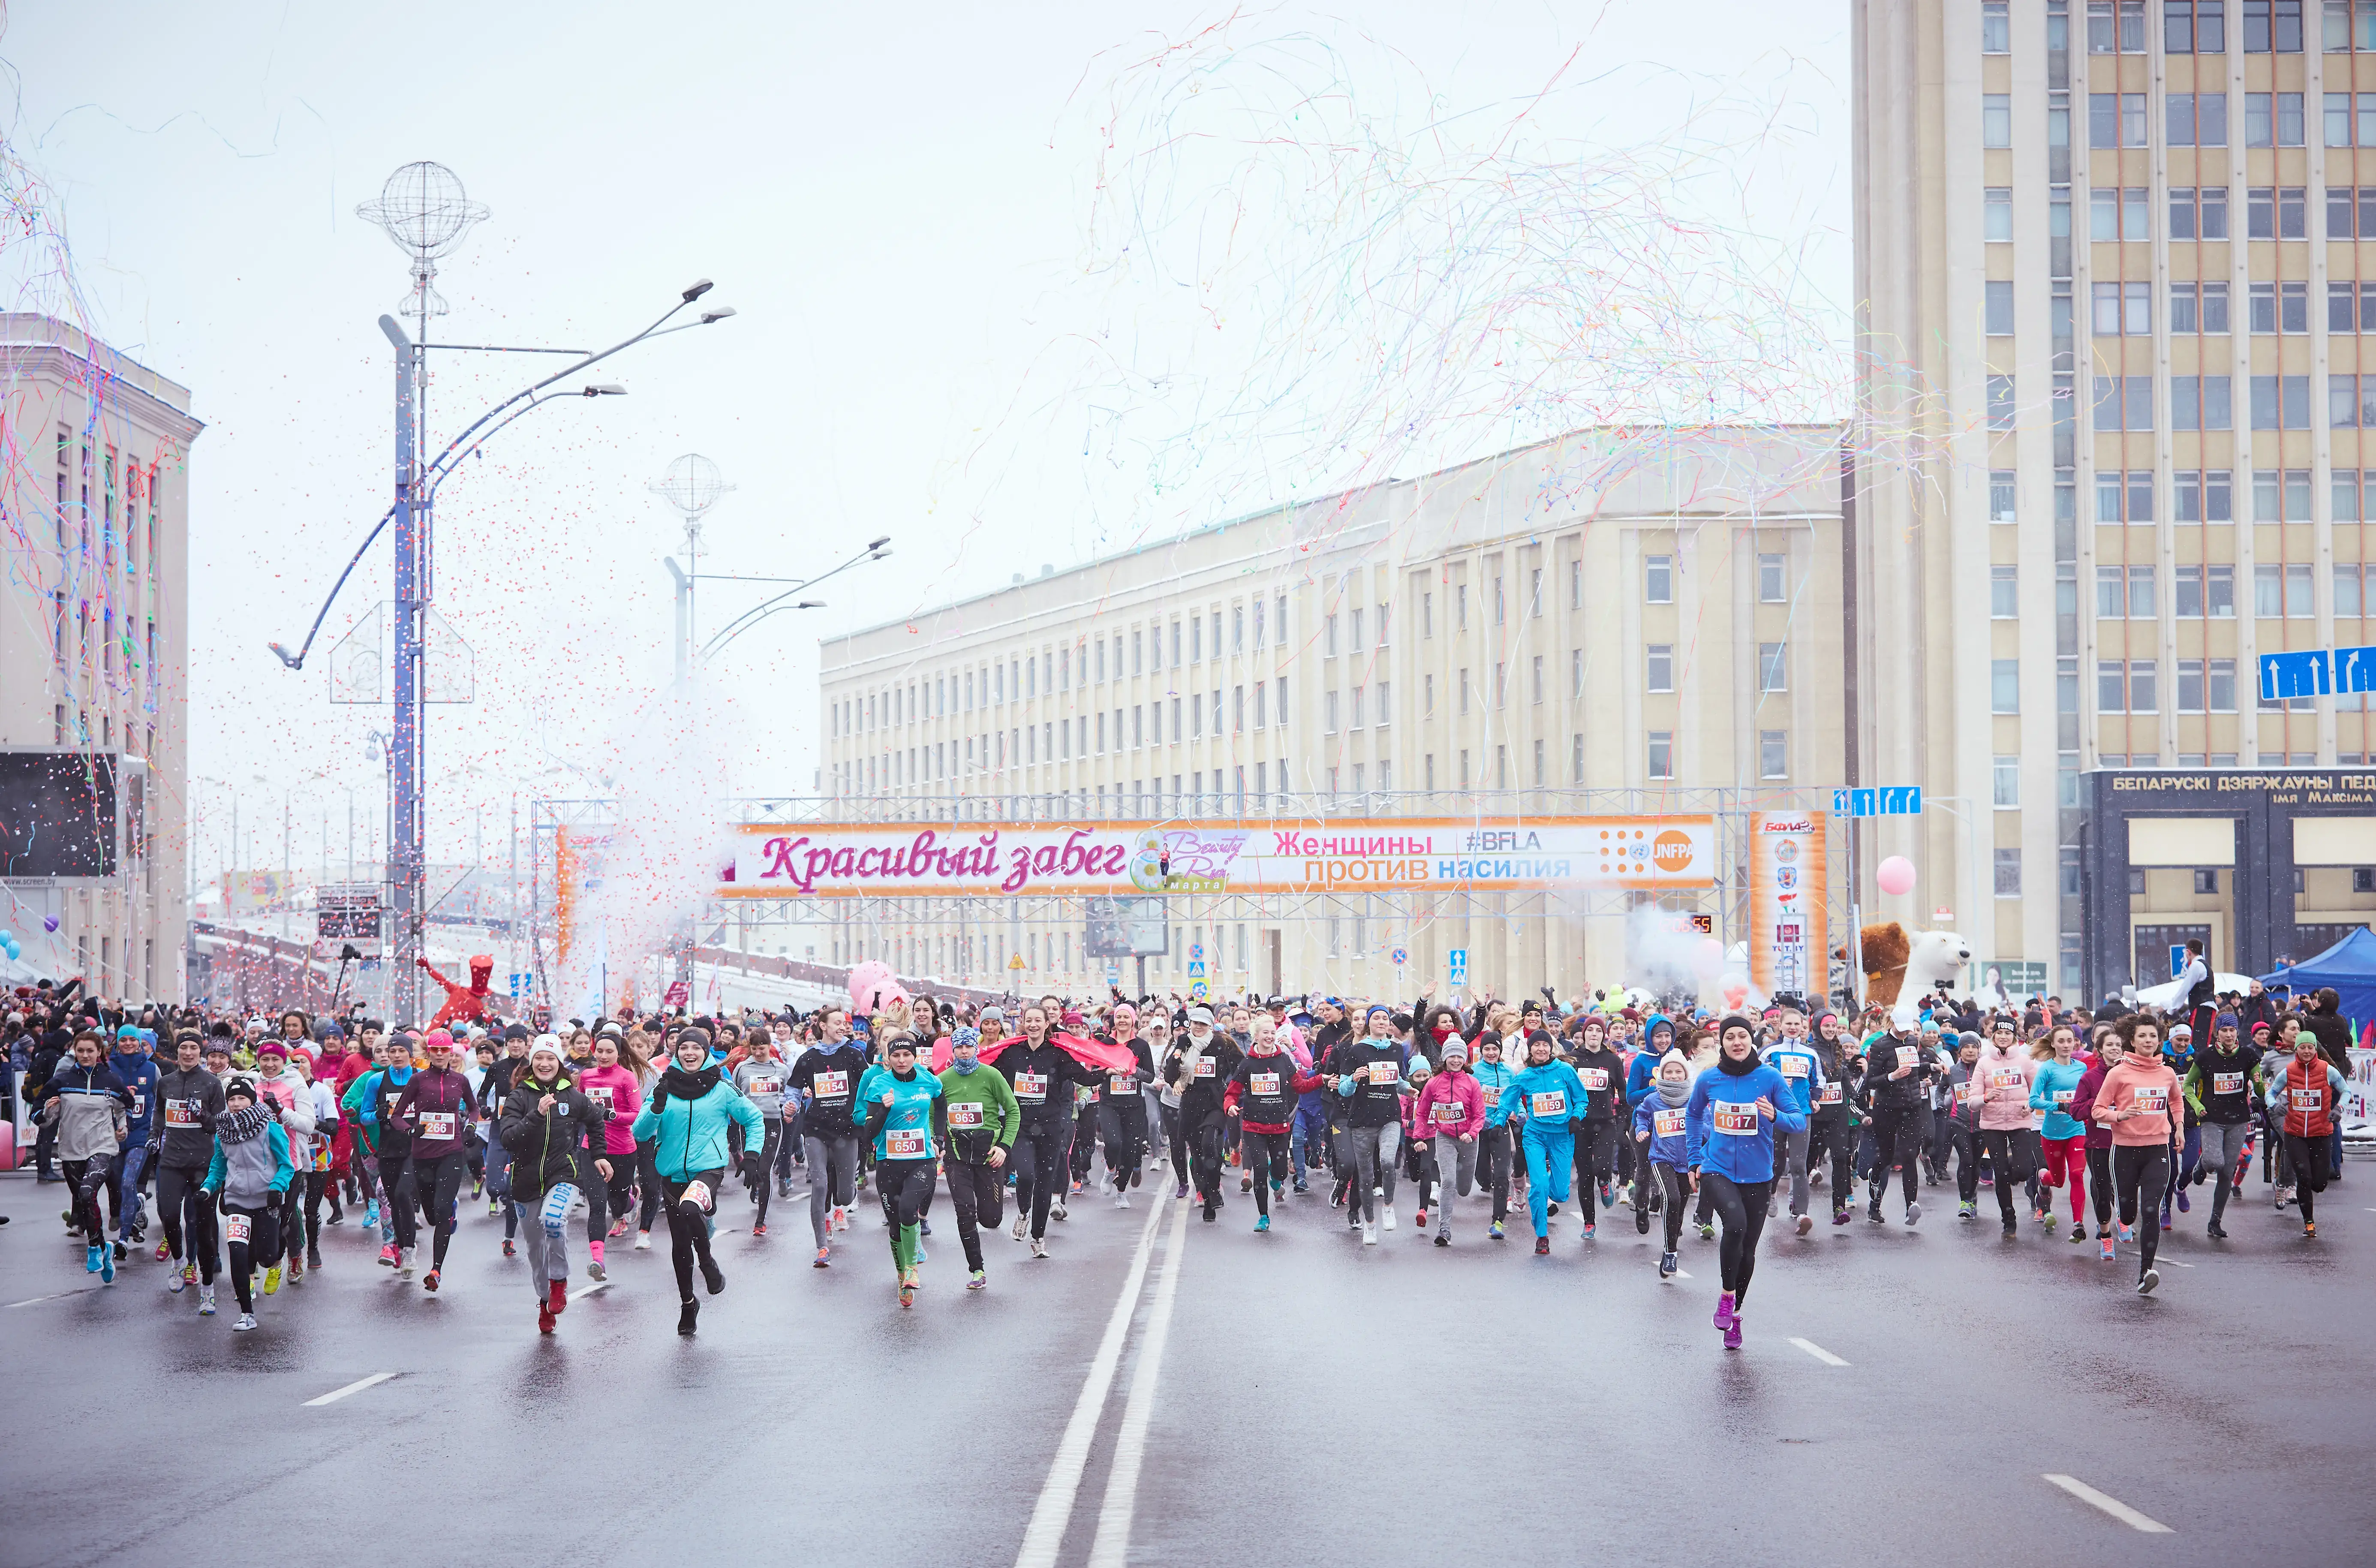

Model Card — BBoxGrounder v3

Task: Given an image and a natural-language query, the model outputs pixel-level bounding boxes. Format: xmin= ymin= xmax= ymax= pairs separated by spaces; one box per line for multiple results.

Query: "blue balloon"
xmin=0 ymin=929 xmax=12 ymax=945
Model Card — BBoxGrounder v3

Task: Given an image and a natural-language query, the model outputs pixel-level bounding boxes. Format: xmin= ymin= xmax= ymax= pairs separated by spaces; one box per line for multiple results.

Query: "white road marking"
xmin=1011 ymin=1195 xmax=1169 ymax=1568
xmin=303 ymin=1372 xmax=399 ymax=1408
xmin=2042 ymin=1474 xmax=2174 ymax=1532
xmin=1790 ymin=1337 xmax=1850 ymax=1366
xmin=1672 ymin=1270 xmax=1692 ymax=1279
xmin=1086 ymin=1194 xmax=1192 ymax=1568
xmin=570 ymin=1280 xmax=612 ymax=1301
xmin=2162 ymin=1259 xmax=2193 ymax=1267
xmin=4 ymin=1287 xmax=102 ymax=1308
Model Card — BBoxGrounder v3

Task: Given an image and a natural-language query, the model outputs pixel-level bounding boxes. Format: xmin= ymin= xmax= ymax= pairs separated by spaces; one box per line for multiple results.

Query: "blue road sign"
xmin=2260 ymin=650 xmax=2332 ymax=701
xmin=1832 ymin=786 xmax=1920 ymax=816
xmin=1447 ymin=948 xmax=1468 ymax=987
xmin=2337 ymin=646 xmax=2376 ymax=694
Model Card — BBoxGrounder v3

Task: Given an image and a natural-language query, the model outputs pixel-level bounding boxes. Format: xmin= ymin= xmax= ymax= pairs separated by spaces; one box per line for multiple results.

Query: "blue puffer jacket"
xmin=632 ymin=1074 xmax=765 ymax=1182
xmin=1684 ymin=1057 xmax=1805 ymax=1183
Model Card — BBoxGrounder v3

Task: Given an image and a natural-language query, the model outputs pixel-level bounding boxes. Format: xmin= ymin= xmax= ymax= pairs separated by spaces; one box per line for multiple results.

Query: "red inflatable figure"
xmin=419 ymin=953 xmax=496 ymax=1030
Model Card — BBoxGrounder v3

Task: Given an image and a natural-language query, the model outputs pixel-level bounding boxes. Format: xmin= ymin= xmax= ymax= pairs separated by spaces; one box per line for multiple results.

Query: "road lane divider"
xmin=1012 ymin=1194 xmax=1169 ymax=1568
xmin=1086 ymin=1193 xmax=1192 ymax=1568
xmin=1789 ymin=1337 xmax=1849 ymax=1366
xmin=5 ymin=1287 xmax=102 ymax=1309
xmin=2042 ymin=1474 xmax=2173 ymax=1532
xmin=303 ymin=1372 xmax=399 ymax=1408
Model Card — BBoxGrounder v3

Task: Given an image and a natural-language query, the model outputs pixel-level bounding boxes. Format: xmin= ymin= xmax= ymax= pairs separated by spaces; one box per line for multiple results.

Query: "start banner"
xmin=718 ymin=816 xmax=1718 ymax=900
xmin=1747 ymin=810 xmax=1827 ymax=1001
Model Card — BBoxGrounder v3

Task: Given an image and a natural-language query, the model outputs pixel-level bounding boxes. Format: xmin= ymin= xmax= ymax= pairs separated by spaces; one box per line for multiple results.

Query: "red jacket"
xmin=2277 ymin=1056 xmax=2341 ymax=1138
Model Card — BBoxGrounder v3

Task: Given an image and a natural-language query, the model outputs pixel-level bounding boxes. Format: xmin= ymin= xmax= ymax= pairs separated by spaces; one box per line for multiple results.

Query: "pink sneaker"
xmin=378 ymin=1243 xmax=399 ymax=1267
xmin=1723 ymin=1315 xmax=1743 ymax=1351
xmin=1713 ymin=1291 xmax=1736 ymax=1331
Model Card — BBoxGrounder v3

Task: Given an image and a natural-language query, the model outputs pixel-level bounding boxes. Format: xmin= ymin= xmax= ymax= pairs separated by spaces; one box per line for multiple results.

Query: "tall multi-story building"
xmin=0 ymin=313 xmax=199 ymax=1002
xmin=815 ymin=424 xmax=1845 ymax=999
xmin=1854 ymin=0 xmax=2376 ymax=996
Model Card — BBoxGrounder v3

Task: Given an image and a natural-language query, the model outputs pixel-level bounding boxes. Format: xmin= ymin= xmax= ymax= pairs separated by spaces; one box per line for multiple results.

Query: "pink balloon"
xmin=1692 ymin=936 xmax=1724 ymax=979
xmin=846 ymin=959 xmax=905 ymax=1017
xmin=1876 ymin=855 xmax=1917 ymax=897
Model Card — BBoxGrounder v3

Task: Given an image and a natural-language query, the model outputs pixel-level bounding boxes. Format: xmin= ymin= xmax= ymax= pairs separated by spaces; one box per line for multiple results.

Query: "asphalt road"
xmin=2 ymin=1157 xmax=2370 ymax=1568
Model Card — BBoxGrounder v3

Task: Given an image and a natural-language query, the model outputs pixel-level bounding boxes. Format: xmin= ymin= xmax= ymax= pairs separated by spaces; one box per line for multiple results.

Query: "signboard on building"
xmin=1084 ymin=895 xmax=1169 ymax=958
xmin=222 ymin=870 xmax=290 ymax=912
xmin=715 ymin=815 xmax=1719 ymax=900
xmin=1748 ymin=811 xmax=1827 ymax=1001
xmin=316 ymin=882 xmax=383 ymax=956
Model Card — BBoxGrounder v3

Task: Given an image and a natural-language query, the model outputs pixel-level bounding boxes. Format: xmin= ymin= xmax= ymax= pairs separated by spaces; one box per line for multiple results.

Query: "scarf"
xmin=219 ymin=1102 xmax=271 ymax=1144
xmin=656 ymin=1061 xmax=720 ymax=1110
xmin=1716 ymin=1046 xmax=1763 ymax=1077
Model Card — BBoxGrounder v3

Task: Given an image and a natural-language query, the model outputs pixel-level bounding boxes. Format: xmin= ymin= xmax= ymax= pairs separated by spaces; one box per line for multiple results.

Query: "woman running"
xmin=1631 ymin=1047 xmax=1695 ymax=1278
xmin=388 ymin=1030 xmax=480 ymax=1293
xmin=498 ymin=1036 xmax=606 ymax=1335
xmin=2030 ymin=1024 xmax=2091 ymax=1241
xmin=1685 ymin=1015 xmax=1803 ymax=1349
xmin=938 ymin=1026 xmax=1019 ymax=1288
xmin=856 ymin=1031 xmax=945 ymax=1307
xmin=1498 ymin=1032 xmax=1587 ymax=1256
xmin=1470 ymin=1032 xmax=1519 ymax=1240
xmin=2093 ymin=1015 xmax=2181 ymax=1294
xmin=2268 ymin=1023 xmax=2345 ymax=1239
xmin=1411 ymin=1036 xmax=1485 ymax=1245
xmin=578 ymin=1029 xmax=644 ymax=1276
xmin=199 ymin=1079 xmax=293 ymax=1332
xmin=630 ymin=1026 xmax=764 ymax=1335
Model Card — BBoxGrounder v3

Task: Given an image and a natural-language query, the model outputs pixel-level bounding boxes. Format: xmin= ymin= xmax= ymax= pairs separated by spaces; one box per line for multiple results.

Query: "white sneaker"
xmin=1382 ymin=1204 xmax=1396 ymax=1232
xmin=1115 ymin=1192 xmax=1129 ymax=1208
xmin=1362 ymin=1221 xmax=1378 ymax=1246
xmin=1050 ymin=1201 xmax=1068 ymax=1222
xmin=1012 ymin=1216 xmax=1029 ymax=1241
xmin=1030 ymin=1237 xmax=1049 ymax=1259
xmin=633 ymin=1230 xmax=652 ymax=1251
xmin=233 ymin=1312 xmax=258 ymax=1331
xmin=397 ymin=1248 xmax=416 ymax=1279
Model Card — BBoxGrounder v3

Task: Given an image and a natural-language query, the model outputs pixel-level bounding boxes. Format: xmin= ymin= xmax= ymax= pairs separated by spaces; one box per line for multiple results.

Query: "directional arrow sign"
xmin=2260 ymin=650 xmax=2331 ymax=701
xmin=2338 ymin=646 xmax=2376 ymax=694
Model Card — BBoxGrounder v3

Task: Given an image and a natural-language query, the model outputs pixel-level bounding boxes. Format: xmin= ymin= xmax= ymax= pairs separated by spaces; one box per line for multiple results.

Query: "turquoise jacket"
xmin=631 ymin=1078 xmax=766 ymax=1182
xmin=2030 ymin=1057 xmax=2091 ymax=1141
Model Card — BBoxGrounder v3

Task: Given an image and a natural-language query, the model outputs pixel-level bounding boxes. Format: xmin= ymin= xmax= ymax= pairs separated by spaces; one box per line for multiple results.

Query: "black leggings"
xmin=2086 ymin=1144 xmax=2115 ymax=1227
xmin=1656 ymin=1163 xmax=1690 ymax=1251
xmin=1478 ymin=1126 xmax=1512 ymax=1223
xmin=1243 ymin=1130 xmax=1289 ymax=1216
xmin=1573 ymin=1121 xmax=1616 ymax=1223
xmin=1069 ymin=1107 xmax=1100 ymax=1182
xmin=157 ymin=1163 xmax=217 ymax=1282
xmin=2283 ymin=1132 xmax=2329 ymax=1222
xmin=596 ymin=1149 xmax=636 ymax=1235
xmin=63 ymin=1158 xmax=112 ymax=1244
xmin=1012 ymin=1121 xmax=1070 ymax=1239
xmin=1700 ymin=1172 xmax=1771 ymax=1304
xmin=2113 ymin=1144 xmax=2169 ymax=1276
xmin=224 ymin=1202 xmax=282 ymax=1313
xmin=412 ymin=1152 xmax=472 ymax=1270
xmin=662 ymin=1167 xmax=724 ymax=1300
xmin=1807 ymin=1114 xmax=1854 ymax=1210
xmin=1101 ymin=1096 xmax=1149 ymax=1185
xmin=1868 ymin=1108 xmax=1922 ymax=1210
xmin=744 ymin=1120 xmax=782 ymax=1228
xmin=300 ymin=1170 xmax=331 ymax=1257
xmin=384 ymin=1154 xmax=421 ymax=1249
xmin=944 ymin=1159 xmax=1005 ymax=1270
xmin=1161 ymin=1103 xmax=1189 ymax=1185
xmin=638 ymin=1142 xmax=663 ymax=1232
xmin=875 ymin=1155 xmax=938 ymax=1244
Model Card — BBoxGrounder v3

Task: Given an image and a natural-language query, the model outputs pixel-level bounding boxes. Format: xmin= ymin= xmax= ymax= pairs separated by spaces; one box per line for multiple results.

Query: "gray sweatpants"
xmin=1780 ymin=1126 xmax=1814 ymax=1217
xmin=518 ymin=1181 xmax=578 ymax=1297
xmin=804 ymin=1134 xmax=861 ymax=1248
xmin=1337 ymin=1123 xmax=1400 ymax=1221
xmin=1431 ymin=1135 xmax=1479 ymax=1218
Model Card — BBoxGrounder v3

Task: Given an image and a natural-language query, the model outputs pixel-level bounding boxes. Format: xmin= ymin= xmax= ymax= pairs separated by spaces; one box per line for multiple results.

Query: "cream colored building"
xmin=816 ymin=424 xmax=1846 ymax=999
xmin=1853 ymin=0 xmax=2376 ymax=993
xmin=0 ymin=313 xmax=199 ymax=1002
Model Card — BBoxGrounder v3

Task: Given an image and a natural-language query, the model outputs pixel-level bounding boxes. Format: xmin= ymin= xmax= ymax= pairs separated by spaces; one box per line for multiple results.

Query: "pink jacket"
xmin=576 ymin=1063 xmax=644 ymax=1156
xmin=1973 ymin=1043 xmax=2037 ymax=1131
xmin=1411 ymin=1068 xmax=1487 ymax=1139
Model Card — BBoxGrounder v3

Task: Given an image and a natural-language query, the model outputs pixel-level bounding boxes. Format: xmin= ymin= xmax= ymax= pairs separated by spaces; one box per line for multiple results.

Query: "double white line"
xmin=1014 ymin=1195 xmax=1192 ymax=1568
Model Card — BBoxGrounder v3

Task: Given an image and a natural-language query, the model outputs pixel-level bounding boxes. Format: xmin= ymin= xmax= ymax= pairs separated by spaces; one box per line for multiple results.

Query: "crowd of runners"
xmin=3 ymin=970 xmax=2357 ymax=1349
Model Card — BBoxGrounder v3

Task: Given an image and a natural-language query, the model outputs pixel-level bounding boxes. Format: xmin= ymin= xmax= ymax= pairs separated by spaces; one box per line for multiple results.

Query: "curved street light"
xmin=699 ymin=536 xmax=890 ymax=662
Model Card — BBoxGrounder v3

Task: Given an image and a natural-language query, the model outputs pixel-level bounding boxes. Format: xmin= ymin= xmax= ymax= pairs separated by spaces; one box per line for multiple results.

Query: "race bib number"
xmin=416 ymin=1111 xmax=457 ymax=1141
xmin=2213 ymin=1071 xmax=2244 ymax=1096
xmin=1778 ymin=1055 xmax=1808 ymax=1078
xmin=1956 ymin=1084 xmax=1979 ymax=1105
xmin=1654 ymin=1107 xmax=1687 ymax=1139
xmin=1250 ymin=1072 xmax=1281 ymax=1098
xmin=1987 ymin=1070 xmax=2021 ymax=1091
xmin=1895 ymin=1045 xmax=1918 ymax=1070
xmin=746 ymin=1074 xmax=781 ymax=1096
xmin=2292 ymin=1088 xmax=2325 ymax=1111
xmin=164 ymin=1099 xmax=198 ymax=1128
xmin=1580 ymin=1068 xmax=1609 ymax=1091
xmin=1432 ymin=1102 xmax=1465 ymax=1124
xmin=2053 ymin=1090 xmax=2074 ymax=1107
xmin=885 ymin=1127 xmax=929 ymax=1159
xmin=129 ymin=1093 xmax=146 ymax=1118
xmin=1195 ymin=1057 xmax=1217 ymax=1079
xmin=1528 ymin=1090 xmax=1568 ymax=1118
xmin=1712 ymin=1100 xmax=1759 ymax=1136
xmin=586 ymin=1085 xmax=613 ymax=1109
xmin=1368 ymin=1062 xmax=1399 ymax=1086
xmin=1818 ymin=1083 xmax=1843 ymax=1105
xmin=812 ymin=1070 xmax=850 ymax=1101
xmin=2132 ymin=1085 xmax=2168 ymax=1115
xmin=1111 ymin=1074 xmax=1133 ymax=1093
xmin=1016 ymin=1072 xmax=1048 ymax=1102
xmin=948 ymin=1102 xmax=984 ymax=1129
xmin=225 ymin=1213 xmax=253 ymax=1244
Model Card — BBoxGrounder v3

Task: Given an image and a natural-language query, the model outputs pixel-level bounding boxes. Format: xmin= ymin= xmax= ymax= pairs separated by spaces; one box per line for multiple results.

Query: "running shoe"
xmin=1050 ymin=1201 xmax=1067 ymax=1222
xmin=168 ymin=1268 xmax=187 ymax=1295
xmin=1795 ymin=1213 xmax=1813 ymax=1237
xmin=1489 ymin=1221 xmax=1506 ymax=1240
xmin=538 ymin=1306 xmax=556 ymax=1335
xmin=2071 ymin=1222 xmax=2087 ymax=1242
xmin=113 ymin=1240 xmax=126 ymax=1261
xmin=2175 ymin=1187 xmax=2191 ymax=1213
xmin=1382 ymin=1204 xmax=1396 ymax=1231
xmin=234 ymin=1312 xmax=257 ymax=1332
xmin=1030 ymin=1237 xmax=1049 ymax=1259
xmin=1012 ymin=1216 xmax=1029 ymax=1241
xmin=2002 ymin=1222 xmax=2018 ymax=1239
xmin=1866 ymin=1204 xmax=1884 ymax=1225
xmin=262 ymin=1265 xmax=281 ymax=1294
xmin=503 ymin=1238 xmax=516 ymax=1258
xmin=472 ymin=1178 xmax=484 ymax=1199
xmin=1433 ymin=1229 xmax=1448 ymax=1247
xmin=488 ymin=1201 xmax=502 ymax=1218
xmin=1531 ymin=1235 xmax=1548 ymax=1255
xmin=1659 ymin=1250 xmax=1677 ymax=1278
xmin=1832 ymin=1208 xmax=1852 ymax=1226
xmin=914 ymin=1240 xmax=927 ymax=1262
xmin=751 ymin=1224 xmax=768 ymax=1239
xmin=548 ymin=1278 xmax=570 ymax=1314
xmin=1115 ymin=1192 xmax=1130 ymax=1209
xmin=2115 ymin=1221 xmax=2133 ymax=1243
xmin=1365 ymin=1222 xmax=1380 ymax=1247
xmin=1599 ymin=1180 xmax=1615 ymax=1209
xmin=1637 ymin=1209 xmax=1652 ymax=1235
xmin=153 ymin=1240 xmax=171 ymax=1262
xmin=1414 ymin=1207 xmax=1428 ymax=1228
xmin=1581 ymin=1222 xmax=1597 ymax=1242
xmin=84 ymin=1243 xmax=103 ymax=1275
xmin=587 ymin=1246 xmax=607 ymax=1282
xmin=920 ymin=1217 xmax=933 ymax=1236
xmin=308 ymin=1246 xmax=323 ymax=1270
xmin=1723 ymin=1317 xmax=1743 ymax=1351
xmin=1240 ymin=1172 xmax=1253 ymax=1193
xmin=379 ymin=1243 xmax=399 ymax=1267
xmin=1546 ymin=1201 xmax=1560 ymax=1217
xmin=608 ymin=1219 xmax=630 ymax=1238
xmin=2098 ymin=1236 xmax=2116 ymax=1261
xmin=1713 ymin=1291 xmax=1736 ymax=1331
xmin=2136 ymin=1267 xmax=2159 ymax=1295
xmin=396 ymin=1250 xmax=415 ymax=1280
xmin=967 ymin=1270 xmax=987 ymax=1290
xmin=2304 ymin=1220 xmax=2318 ymax=1239
xmin=814 ymin=1246 xmax=832 ymax=1267
xmin=287 ymin=1261 xmax=304 ymax=1286
xmin=634 ymin=1231 xmax=652 ymax=1251
xmin=1201 ymin=1203 xmax=1217 ymax=1224
xmin=198 ymin=1286 xmax=216 ymax=1315
xmin=2039 ymin=1210 xmax=2057 ymax=1230
xmin=1175 ymin=1181 xmax=1189 ymax=1199
xmin=899 ymin=1278 xmax=915 ymax=1310
xmin=1905 ymin=1202 xmax=1920 ymax=1227
xmin=1292 ymin=1178 xmax=1309 ymax=1194
xmin=699 ymin=1255 xmax=725 ymax=1294
xmin=1697 ymin=1222 xmax=1715 ymax=1240
xmin=100 ymin=1247 xmax=116 ymax=1284
xmin=1255 ymin=1214 xmax=1271 ymax=1233
xmin=423 ymin=1268 xmax=441 ymax=1293
xmin=364 ymin=1201 xmax=379 ymax=1230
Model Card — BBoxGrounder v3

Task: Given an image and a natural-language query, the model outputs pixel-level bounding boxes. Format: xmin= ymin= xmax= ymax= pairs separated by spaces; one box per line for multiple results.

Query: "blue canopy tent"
xmin=2260 ymin=925 xmax=2376 ymax=1023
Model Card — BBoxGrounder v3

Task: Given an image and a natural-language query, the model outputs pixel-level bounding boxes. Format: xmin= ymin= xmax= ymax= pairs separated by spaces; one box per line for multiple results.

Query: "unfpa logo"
xmin=1651 ymin=831 xmax=1695 ymax=873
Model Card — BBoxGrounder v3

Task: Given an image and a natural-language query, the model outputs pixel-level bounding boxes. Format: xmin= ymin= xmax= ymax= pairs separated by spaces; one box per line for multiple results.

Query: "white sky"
xmin=3 ymin=1 xmax=1851 ymax=887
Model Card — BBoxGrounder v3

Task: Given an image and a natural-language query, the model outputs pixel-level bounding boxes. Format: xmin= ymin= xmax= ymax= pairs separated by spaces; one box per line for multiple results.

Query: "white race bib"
xmin=2053 ymin=1090 xmax=2074 ymax=1107
xmin=1249 ymin=1072 xmax=1281 ymax=1098
xmin=2292 ymin=1087 xmax=2325 ymax=1111
xmin=1528 ymin=1090 xmax=1568 ymax=1118
xmin=2212 ymin=1071 xmax=2244 ymax=1095
xmin=1713 ymin=1100 xmax=1759 ymax=1136
xmin=1778 ymin=1055 xmax=1808 ymax=1078
xmin=1895 ymin=1045 xmax=1918 ymax=1070
xmin=129 ymin=1092 xmax=146 ymax=1118
xmin=1987 ymin=1069 xmax=2021 ymax=1091
xmin=948 ymin=1102 xmax=984 ymax=1129
xmin=225 ymin=1213 xmax=253 ymax=1244
xmin=164 ymin=1098 xmax=198 ymax=1127
xmin=1368 ymin=1061 xmax=1399 ymax=1086
xmin=2133 ymin=1084 xmax=2168 ymax=1114
xmin=1016 ymin=1072 xmax=1048 ymax=1102
xmin=1432 ymin=1102 xmax=1465 ymax=1124
xmin=1194 ymin=1057 xmax=1217 ymax=1079
xmin=1818 ymin=1083 xmax=1843 ymax=1105
xmin=1654 ymin=1107 xmax=1687 ymax=1139
xmin=885 ymin=1127 xmax=929 ymax=1159
xmin=746 ymin=1074 xmax=782 ymax=1096
xmin=415 ymin=1111 xmax=457 ymax=1141
xmin=1579 ymin=1068 xmax=1608 ymax=1091
xmin=812 ymin=1070 xmax=850 ymax=1101
xmin=586 ymin=1085 xmax=613 ymax=1109
xmin=1111 ymin=1074 xmax=1133 ymax=1093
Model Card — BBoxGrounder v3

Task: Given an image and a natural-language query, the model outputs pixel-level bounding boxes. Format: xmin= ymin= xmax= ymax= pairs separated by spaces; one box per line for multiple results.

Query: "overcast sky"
xmin=3 ymin=1 xmax=1851 ymax=885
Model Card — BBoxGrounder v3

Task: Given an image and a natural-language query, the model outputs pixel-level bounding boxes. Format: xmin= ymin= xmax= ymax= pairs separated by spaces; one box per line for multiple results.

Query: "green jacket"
xmin=936 ymin=1061 xmax=1021 ymax=1164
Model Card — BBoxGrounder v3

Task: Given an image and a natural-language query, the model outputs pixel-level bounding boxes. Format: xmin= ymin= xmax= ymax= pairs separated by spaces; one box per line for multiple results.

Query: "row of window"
xmin=1988 ymin=0 xmax=2376 ymax=58
xmin=1988 ymin=655 xmax=2242 ymax=712
xmin=2082 ymin=559 xmax=2376 ymax=616
xmin=2068 ymin=280 xmax=2376 ymax=337
xmin=2089 ymin=466 xmax=2376 ymax=522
